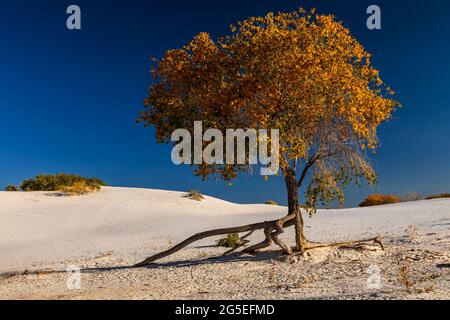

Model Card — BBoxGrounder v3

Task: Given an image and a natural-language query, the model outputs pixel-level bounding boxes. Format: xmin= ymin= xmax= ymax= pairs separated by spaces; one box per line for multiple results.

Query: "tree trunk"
xmin=130 ymin=170 xmax=384 ymax=267
xmin=285 ymin=170 xmax=306 ymax=254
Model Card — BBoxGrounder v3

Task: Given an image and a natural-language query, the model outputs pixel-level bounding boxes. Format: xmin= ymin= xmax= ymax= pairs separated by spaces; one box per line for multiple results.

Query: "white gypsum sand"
xmin=0 ymin=186 xmax=449 ymax=299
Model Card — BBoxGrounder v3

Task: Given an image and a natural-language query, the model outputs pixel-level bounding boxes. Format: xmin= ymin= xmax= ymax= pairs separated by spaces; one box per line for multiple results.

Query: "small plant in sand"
xmin=358 ymin=194 xmax=400 ymax=207
xmin=265 ymin=200 xmax=279 ymax=206
xmin=216 ymin=233 xmax=243 ymax=248
xmin=4 ymin=184 xmax=19 ymax=192
xmin=58 ymin=180 xmax=101 ymax=195
xmin=398 ymin=260 xmax=414 ymax=293
xmin=185 ymin=190 xmax=204 ymax=201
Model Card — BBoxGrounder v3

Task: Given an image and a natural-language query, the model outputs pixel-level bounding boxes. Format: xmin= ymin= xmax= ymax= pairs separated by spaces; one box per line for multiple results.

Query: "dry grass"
xmin=397 ymin=260 xmax=437 ymax=294
xmin=58 ymin=181 xmax=101 ymax=196
xmin=185 ymin=190 xmax=204 ymax=201
xmin=397 ymin=259 xmax=414 ymax=293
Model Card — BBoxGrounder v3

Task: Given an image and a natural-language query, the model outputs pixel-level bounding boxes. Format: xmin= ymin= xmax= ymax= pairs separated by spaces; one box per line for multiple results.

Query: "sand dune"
xmin=1 ymin=187 xmax=449 ymax=299
xmin=1 ymin=186 xmax=449 ymax=272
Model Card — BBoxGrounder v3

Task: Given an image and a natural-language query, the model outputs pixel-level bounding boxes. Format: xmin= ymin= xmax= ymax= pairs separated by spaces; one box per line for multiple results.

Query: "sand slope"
xmin=0 ymin=186 xmax=449 ymax=272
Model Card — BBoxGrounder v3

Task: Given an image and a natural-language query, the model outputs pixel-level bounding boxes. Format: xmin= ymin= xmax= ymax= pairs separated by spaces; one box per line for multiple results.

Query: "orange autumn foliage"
xmin=138 ymin=8 xmax=400 ymax=211
xmin=359 ymin=194 xmax=400 ymax=207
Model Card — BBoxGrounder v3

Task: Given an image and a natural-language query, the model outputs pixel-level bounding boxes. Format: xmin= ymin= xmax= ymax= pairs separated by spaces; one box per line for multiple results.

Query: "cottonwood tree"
xmin=136 ymin=9 xmax=399 ymax=266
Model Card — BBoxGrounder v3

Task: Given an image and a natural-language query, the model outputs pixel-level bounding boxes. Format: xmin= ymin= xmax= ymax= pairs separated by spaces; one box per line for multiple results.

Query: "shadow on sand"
xmin=0 ymin=251 xmax=283 ymax=279
xmin=43 ymin=192 xmax=70 ymax=197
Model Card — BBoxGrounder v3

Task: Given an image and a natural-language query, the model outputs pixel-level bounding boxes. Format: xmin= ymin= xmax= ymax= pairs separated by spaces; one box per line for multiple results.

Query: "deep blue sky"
xmin=1 ymin=0 xmax=449 ymax=207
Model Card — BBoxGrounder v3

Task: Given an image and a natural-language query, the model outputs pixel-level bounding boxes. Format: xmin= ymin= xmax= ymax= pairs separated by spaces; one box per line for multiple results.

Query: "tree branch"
xmin=297 ymin=149 xmax=341 ymax=188
xmin=297 ymin=154 xmax=318 ymax=187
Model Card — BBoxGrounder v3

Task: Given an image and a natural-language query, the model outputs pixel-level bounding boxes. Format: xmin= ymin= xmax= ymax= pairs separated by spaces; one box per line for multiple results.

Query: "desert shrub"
xmin=265 ymin=200 xmax=278 ymax=205
xmin=185 ymin=189 xmax=204 ymax=201
xmin=358 ymin=194 xmax=400 ymax=207
xmin=216 ymin=233 xmax=242 ymax=248
xmin=425 ymin=193 xmax=450 ymax=200
xmin=398 ymin=192 xmax=423 ymax=202
xmin=19 ymin=174 xmax=106 ymax=191
xmin=58 ymin=180 xmax=100 ymax=195
xmin=4 ymin=184 xmax=19 ymax=192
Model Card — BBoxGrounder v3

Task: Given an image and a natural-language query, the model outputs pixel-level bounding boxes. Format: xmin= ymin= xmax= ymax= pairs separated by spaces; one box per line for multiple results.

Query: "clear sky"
xmin=1 ymin=0 xmax=449 ymax=207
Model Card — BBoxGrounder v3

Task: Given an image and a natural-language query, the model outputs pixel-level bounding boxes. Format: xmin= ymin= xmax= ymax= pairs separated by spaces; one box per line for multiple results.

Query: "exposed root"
xmin=219 ymin=231 xmax=254 ymax=257
xmin=134 ymin=219 xmax=279 ymax=267
xmin=242 ymin=227 xmax=273 ymax=254
xmin=0 ymin=269 xmax=57 ymax=280
xmin=134 ymin=212 xmax=384 ymax=267
xmin=134 ymin=214 xmax=297 ymax=266
xmin=270 ymin=214 xmax=295 ymax=255
xmin=304 ymin=236 xmax=384 ymax=251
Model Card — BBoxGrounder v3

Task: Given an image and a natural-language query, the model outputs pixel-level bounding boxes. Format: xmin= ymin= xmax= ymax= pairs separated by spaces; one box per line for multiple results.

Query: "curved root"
xmin=134 ymin=212 xmax=383 ymax=267
xmin=304 ymin=236 xmax=384 ymax=251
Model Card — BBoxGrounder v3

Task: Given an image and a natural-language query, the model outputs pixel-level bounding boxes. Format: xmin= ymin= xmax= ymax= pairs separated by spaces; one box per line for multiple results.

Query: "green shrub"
xmin=19 ymin=174 xmax=106 ymax=192
xmin=264 ymin=200 xmax=278 ymax=205
xmin=425 ymin=193 xmax=450 ymax=200
xmin=216 ymin=233 xmax=242 ymax=248
xmin=359 ymin=194 xmax=400 ymax=207
xmin=185 ymin=189 xmax=204 ymax=201
xmin=4 ymin=184 xmax=19 ymax=192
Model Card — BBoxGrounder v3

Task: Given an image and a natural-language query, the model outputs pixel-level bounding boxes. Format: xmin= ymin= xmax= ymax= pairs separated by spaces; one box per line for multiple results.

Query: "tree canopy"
xmin=136 ymin=8 xmax=400 ymax=263
xmin=138 ymin=8 xmax=399 ymax=211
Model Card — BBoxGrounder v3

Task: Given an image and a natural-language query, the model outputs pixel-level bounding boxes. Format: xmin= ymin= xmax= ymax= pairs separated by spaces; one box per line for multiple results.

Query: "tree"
xmin=136 ymin=8 xmax=399 ymax=266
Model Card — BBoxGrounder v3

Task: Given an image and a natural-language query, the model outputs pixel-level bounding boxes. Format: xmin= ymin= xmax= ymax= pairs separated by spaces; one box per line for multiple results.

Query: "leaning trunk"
xmin=131 ymin=169 xmax=384 ymax=266
xmin=285 ymin=171 xmax=306 ymax=254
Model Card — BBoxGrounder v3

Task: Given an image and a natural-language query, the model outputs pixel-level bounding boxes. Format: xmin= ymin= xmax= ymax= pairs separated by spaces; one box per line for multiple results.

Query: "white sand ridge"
xmin=1 ymin=186 xmax=449 ymax=272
